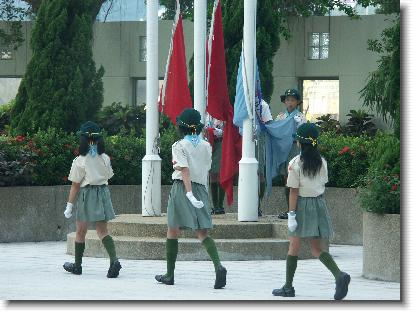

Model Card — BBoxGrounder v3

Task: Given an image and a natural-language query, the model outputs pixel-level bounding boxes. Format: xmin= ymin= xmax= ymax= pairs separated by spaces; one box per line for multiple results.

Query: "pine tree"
xmin=10 ymin=0 xmax=104 ymax=135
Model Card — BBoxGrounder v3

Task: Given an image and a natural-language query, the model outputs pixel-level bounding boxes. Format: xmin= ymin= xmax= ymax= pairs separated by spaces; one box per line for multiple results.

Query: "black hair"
xmin=300 ymin=143 xmax=322 ymax=178
xmin=177 ymin=125 xmax=202 ymax=137
xmin=79 ymin=135 xmax=105 ymax=156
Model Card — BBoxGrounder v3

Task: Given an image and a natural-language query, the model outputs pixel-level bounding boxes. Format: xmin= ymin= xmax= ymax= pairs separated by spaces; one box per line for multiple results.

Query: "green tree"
xmin=10 ymin=0 xmax=105 ymax=135
xmin=360 ymin=9 xmax=400 ymax=137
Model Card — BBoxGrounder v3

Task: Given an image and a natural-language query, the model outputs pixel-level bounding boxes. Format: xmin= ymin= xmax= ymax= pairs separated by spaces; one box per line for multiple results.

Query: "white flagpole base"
xmin=142 ymin=155 xmax=162 ymax=216
xmin=237 ymin=157 xmax=259 ymax=222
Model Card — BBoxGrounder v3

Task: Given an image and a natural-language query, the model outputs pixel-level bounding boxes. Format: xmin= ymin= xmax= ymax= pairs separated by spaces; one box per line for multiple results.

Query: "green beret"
xmin=77 ymin=121 xmax=101 ymax=139
xmin=176 ymin=108 xmax=204 ymax=133
xmin=294 ymin=122 xmax=319 ymax=146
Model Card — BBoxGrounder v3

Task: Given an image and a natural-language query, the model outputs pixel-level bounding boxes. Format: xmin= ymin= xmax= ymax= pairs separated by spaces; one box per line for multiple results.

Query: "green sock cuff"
xmin=102 ymin=235 xmax=117 ymax=264
xmin=319 ymin=252 xmax=341 ymax=279
xmin=201 ymin=236 xmax=213 ymax=248
xmin=202 ymin=237 xmax=221 ymax=271
xmin=74 ymin=242 xmax=85 ymax=266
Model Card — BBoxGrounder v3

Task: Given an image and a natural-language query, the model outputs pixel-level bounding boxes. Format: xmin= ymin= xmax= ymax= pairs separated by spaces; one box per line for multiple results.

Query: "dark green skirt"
xmin=288 ymin=194 xmax=334 ymax=238
xmin=279 ymin=141 xmax=300 ymax=176
xmin=76 ymin=185 xmax=116 ymax=222
xmin=167 ymin=180 xmax=213 ymax=230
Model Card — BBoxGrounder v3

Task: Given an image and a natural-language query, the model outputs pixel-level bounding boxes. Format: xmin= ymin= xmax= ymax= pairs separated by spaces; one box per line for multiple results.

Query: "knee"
xmin=310 ymin=246 xmax=322 ymax=258
xmin=167 ymin=228 xmax=180 ymax=239
xmin=197 ymin=230 xmax=208 ymax=241
xmin=76 ymin=227 xmax=87 ymax=237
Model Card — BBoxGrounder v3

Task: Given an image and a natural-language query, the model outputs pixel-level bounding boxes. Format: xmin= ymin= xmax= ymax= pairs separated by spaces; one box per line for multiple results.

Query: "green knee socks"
xmin=166 ymin=238 xmax=178 ymax=277
xmin=217 ymin=183 xmax=225 ymax=208
xmin=102 ymin=235 xmax=117 ymax=264
xmin=285 ymin=255 xmax=298 ymax=288
xmin=211 ymin=182 xmax=219 ymax=209
xmin=75 ymin=241 xmax=85 ymax=267
xmin=319 ymin=252 xmax=341 ymax=280
xmin=202 ymin=236 xmax=222 ymax=272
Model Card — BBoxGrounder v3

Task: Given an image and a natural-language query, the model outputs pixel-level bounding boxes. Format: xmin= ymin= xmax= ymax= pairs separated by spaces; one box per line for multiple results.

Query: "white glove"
xmin=186 ymin=191 xmax=204 ymax=209
xmin=288 ymin=211 xmax=298 ymax=232
xmin=64 ymin=202 xmax=73 ymax=219
xmin=213 ymin=128 xmax=223 ymax=138
xmin=293 ymin=115 xmax=302 ymax=124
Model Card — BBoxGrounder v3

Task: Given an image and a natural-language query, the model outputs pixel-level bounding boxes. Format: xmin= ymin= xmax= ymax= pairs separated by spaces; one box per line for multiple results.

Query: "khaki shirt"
xmin=275 ymin=110 xmax=306 ymax=128
xmin=68 ymin=153 xmax=114 ymax=187
xmin=171 ymin=139 xmax=212 ymax=186
xmin=286 ymin=155 xmax=328 ymax=197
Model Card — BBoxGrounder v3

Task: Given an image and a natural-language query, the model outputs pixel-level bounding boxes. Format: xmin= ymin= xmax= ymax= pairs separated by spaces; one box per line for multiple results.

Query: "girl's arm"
xmin=289 ymin=187 xmax=299 ymax=212
xmin=175 ymin=166 xmax=192 ymax=193
xmin=68 ymin=182 xmax=81 ymax=203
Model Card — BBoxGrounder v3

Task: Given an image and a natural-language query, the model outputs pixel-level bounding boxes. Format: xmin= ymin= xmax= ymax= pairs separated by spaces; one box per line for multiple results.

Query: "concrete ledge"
xmin=0 ymin=185 xmax=361 ymax=245
xmin=363 ymin=212 xmax=400 ymax=282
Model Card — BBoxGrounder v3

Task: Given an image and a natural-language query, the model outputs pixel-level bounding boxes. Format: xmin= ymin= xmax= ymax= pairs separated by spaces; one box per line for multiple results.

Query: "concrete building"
xmin=0 ymin=13 xmax=396 ymax=127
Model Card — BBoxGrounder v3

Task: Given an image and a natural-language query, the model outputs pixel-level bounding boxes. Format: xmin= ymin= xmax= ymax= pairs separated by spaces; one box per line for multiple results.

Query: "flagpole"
xmin=194 ymin=0 xmax=207 ymax=123
xmin=142 ymin=0 xmax=162 ymax=217
xmin=238 ymin=0 xmax=258 ymax=222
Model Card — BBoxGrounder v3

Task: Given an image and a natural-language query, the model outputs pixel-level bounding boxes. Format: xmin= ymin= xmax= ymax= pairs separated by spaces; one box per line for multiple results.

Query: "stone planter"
xmin=363 ymin=212 xmax=400 ymax=282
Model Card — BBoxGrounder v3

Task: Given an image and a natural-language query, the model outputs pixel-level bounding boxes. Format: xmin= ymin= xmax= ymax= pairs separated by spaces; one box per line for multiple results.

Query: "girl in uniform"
xmin=63 ymin=121 xmax=121 ymax=278
xmin=155 ymin=108 xmax=227 ymax=289
xmin=276 ymin=89 xmax=306 ymax=220
xmin=272 ymin=123 xmax=350 ymax=300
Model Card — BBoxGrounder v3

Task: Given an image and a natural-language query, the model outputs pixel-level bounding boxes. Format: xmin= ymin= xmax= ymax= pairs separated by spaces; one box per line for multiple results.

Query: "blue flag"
xmin=233 ymin=51 xmax=264 ymax=135
xmin=264 ymin=110 xmax=299 ymax=192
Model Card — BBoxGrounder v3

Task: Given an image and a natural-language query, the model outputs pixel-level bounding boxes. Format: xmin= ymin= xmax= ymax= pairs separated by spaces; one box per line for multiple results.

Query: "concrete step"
xmin=108 ymin=213 xmax=287 ymax=239
xmin=66 ymin=231 xmax=323 ymax=261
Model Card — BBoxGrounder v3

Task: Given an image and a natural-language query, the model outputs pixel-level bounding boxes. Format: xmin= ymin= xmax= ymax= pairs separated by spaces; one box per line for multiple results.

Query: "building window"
xmin=139 ymin=36 xmax=147 ymax=62
xmin=132 ymin=78 xmax=164 ymax=106
xmin=0 ymin=46 xmax=12 ymax=60
xmin=308 ymin=32 xmax=329 ymax=60
xmin=302 ymin=79 xmax=339 ymax=121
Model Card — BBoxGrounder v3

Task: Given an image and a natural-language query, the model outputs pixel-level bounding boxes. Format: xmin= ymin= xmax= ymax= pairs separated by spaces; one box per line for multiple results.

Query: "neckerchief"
xmin=89 ymin=144 xmax=98 ymax=157
xmin=184 ymin=134 xmax=200 ymax=147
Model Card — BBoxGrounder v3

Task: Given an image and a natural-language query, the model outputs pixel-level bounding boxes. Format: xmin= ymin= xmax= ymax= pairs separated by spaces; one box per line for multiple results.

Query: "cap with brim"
xmin=176 ymin=108 xmax=204 ymax=133
xmin=281 ymin=88 xmax=301 ymax=103
xmin=77 ymin=121 xmax=101 ymax=139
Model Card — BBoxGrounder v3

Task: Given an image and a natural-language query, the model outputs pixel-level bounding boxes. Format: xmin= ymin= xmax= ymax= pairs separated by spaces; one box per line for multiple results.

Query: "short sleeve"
xmin=286 ymin=159 xmax=300 ymax=188
xmin=103 ymin=154 xmax=114 ymax=179
xmin=172 ymin=142 xmax=189 ymax=169
xmin=260 ymin=101 xmax=273 ymax=123
xmin=320 ymin=158 xmax=328 ymax=184
xmin=68 ymin=157 xmax=86 ymax=184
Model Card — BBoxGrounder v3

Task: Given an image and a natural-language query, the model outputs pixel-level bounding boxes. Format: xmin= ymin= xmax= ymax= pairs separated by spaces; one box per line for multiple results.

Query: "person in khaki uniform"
xmin=272 ymin=123 xmax=350 ymax=300
xmin=63 ymin=121 xmax=121 ymax=278
xmin=275 ymin=88 xmax=306 ymax=220
xmin=155 ymin=108 xmax=227 ymax=289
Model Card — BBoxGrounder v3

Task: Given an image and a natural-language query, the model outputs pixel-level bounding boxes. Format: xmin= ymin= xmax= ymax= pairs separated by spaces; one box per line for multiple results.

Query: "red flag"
xmin=207 ymin=0 xmax=242 ymax=205
xmin=159 ymin=9 xmax=192 ymax=124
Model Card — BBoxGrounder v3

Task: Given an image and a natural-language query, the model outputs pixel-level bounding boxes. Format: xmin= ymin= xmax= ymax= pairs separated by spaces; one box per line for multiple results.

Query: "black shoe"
xmin=155 ymin=274 xmax=175 ymax=285
xmin=214 ymin=265 xmax=227 ymax=289
xmin=211 ymin=208 xmax=215 ymax=215
xmin=63 ymin=262 xmax=82 ymax=275
xmin=334 ymin=272 xmax=350 ymax=300
xmin=278 ymin=211 xmax=288 ymax=219
xmin=258 ymin=208 xmax=263 ymax=217
xmin=214 ymin=207 xmax=225 ymax=215
xmin=107 ymin=259 xmax=122 ymax=278
xmin=272 ymin=285 xmax=295 ymax=297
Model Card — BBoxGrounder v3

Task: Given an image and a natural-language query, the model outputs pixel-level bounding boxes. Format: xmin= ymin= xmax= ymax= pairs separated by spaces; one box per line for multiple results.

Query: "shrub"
xmin=0 ymin=100 xmax=14 ymax=135
xmin=318 ymin=132 xmax=373 ymax=187
xmin=316 ymin=114 xmax=341 ymax=134
xmin=342 ymin=109 xmax=377 ymax=137
xmin=359 ymin=132 xmax=400 ymax=214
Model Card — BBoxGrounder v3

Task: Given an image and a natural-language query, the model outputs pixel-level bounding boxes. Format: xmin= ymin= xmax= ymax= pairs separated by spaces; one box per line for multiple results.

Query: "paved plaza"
xmin=0 ymin=242 xmax=400 ymax=301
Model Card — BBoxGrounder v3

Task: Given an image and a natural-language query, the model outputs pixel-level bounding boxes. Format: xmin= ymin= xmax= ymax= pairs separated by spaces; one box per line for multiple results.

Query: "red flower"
xmin=391 ymin=184 xmax=398 ymax=191
xmin=15 ymin=135 xmax=25 ymax=142
xmin=73 ymin=149 xmax=79 ymax=156
xmin=338 ymin=146 xmax=351 ymax=155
